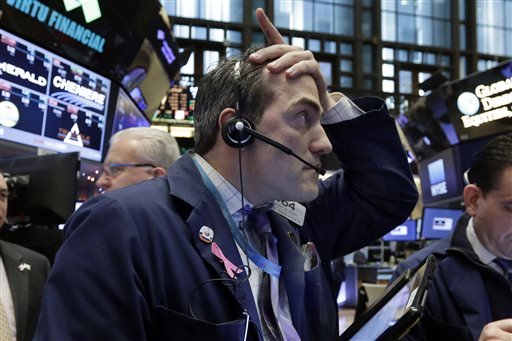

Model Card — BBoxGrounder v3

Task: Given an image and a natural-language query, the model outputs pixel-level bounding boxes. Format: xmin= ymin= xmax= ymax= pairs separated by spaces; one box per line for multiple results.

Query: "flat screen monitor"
xmin=383 ymin=220 xmax=417 ymax=241
xmin=153 ymin=77 xmax=197 ymax=125
xmin=0 ymin=152 xmax=79 ymax=225
xmin=443 ymin=60 xmax=512 ymax=142
xmin=0 ymin=28 xmax=111 ymax=162
xmin=418 ymin=147 xmax=463 ymax=205
xmin=110 ymin=85 xmax=150 ymax=136
xmin=421 ymin=207 xmax=464 ymax=239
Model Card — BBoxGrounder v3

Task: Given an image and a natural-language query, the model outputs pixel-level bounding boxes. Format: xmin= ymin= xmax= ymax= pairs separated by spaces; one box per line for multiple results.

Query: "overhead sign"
xmin=446 ymin=60 xmax=512 ymax=140
xmin=63 ymin=0 xmax=102 ymax=23
xmin=6 ymin=0 xmax=106 ymax=53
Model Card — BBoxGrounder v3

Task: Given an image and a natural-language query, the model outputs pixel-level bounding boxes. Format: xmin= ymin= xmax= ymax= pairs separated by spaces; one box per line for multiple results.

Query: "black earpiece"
xmin=222 ymin=116 xmax=255 ymax=148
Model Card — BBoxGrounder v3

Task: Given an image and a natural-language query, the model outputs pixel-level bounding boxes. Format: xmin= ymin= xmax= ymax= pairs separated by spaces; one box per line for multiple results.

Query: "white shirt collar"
xmin=466 ymin=217 xmax=498 ymax=266
xmin=193 ymin=154 xmax=252 ymax=216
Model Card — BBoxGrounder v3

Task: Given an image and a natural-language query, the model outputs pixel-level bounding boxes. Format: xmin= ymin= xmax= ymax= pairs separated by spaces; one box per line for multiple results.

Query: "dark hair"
xmin=193 ymin=46 xmax=276 ymax=155
xmin=467 ymin=133 xmax=512 ymax=194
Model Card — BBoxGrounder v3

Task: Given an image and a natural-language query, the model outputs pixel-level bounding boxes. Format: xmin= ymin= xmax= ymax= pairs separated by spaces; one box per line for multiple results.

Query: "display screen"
xmin=111 ymin=85 xmax=150 ymax=136
xmin=383 ymin=220 xmax=417 ymax=241
xmin=444 ymin=60 xmax=512 ymax=141
xmin=153 ymin=76 xmax=197 ymax=124
xmin=418 ymin=147 xmax=462 ymax=205
xmin=421 ymin=207 xmax=464 ymax=239
xmin=399 ymin=60 xmax=512 ymax=162
xmin=0 ymin=28 xmax=110 ymax=161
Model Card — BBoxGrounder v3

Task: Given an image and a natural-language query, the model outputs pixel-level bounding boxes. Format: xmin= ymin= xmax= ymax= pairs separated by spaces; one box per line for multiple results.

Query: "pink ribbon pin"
xmin=211 ymin=242 xmax=243 ymax=278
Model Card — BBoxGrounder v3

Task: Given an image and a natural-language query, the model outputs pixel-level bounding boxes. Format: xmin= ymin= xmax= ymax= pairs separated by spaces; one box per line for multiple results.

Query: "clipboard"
xmin=338 ymin=255 xmax=436 ymax=341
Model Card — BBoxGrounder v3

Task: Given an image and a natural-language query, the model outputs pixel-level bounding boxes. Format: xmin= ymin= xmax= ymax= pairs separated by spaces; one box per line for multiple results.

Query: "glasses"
xmin=102 ymin=163 xmax=155 ymax=178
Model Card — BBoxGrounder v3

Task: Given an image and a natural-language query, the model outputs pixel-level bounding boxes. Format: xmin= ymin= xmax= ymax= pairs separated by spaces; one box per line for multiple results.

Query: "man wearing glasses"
xmin=96 ymin=127 xmax=180 ymax=192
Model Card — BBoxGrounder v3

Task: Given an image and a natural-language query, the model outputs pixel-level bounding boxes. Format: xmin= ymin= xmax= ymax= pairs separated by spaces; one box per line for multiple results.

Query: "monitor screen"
xmin=418 ymin=147 xmax=463 ymax=205
xmin=443 ymin=60 xmax=512 ymax=142
xmin=0 ymin=152 xmax=80 ymax=225
xmin=110 ymin=85 xmax=150 ymax=136
xmin=383 ymin=220 xmax=417 ymax=241
xmin=153 ymin=80 xmax=197 ymax=124
xmin=421 ymin=207 xmax=465 ymax=239
xmin=0 ymin=28 xmax=111 ymax=162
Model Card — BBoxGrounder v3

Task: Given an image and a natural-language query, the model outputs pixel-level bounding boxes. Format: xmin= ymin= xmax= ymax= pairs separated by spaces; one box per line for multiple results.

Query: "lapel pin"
xmin=18 ymin=263 xmax=31 ymax=272
xmin=211 ymin=242 xmax=243 ymax=279
xmin=199 ymin=225 xmax=214 ymax=244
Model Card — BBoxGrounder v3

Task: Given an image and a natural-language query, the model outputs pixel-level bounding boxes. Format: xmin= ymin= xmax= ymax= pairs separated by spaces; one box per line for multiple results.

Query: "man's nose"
xmin=311 ymin=126 xmax=333 ymax=155
xmin=96 ymin=173 xmax=110 ymax=189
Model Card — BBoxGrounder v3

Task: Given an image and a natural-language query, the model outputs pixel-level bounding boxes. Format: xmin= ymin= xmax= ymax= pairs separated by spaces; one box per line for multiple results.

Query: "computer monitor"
xmin=0 ymin=152 xmax=80 ymax=225
xmin=0 ymin=28 xmax=111 ymax=162
xmin=383 ymin=220 xmax=417 ymax=242
xmin=421 ymin=207 xmax=464 ymax=239
xmin=110 ymin=84 xmax=150 ymax=136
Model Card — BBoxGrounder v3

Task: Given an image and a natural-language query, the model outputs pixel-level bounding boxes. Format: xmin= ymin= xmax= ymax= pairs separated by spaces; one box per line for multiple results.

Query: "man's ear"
xmin=463 ymin=184 xmax=481 ymax=216
xmin=153 ymin=167 xmax=167 ymax=177
xmin=218 ymin=108 xmax=237 ymax=131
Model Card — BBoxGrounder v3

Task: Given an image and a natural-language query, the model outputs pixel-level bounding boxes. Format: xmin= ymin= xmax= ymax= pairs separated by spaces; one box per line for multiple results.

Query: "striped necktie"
xmin=246 ymin=205 xmax=301 ymax=341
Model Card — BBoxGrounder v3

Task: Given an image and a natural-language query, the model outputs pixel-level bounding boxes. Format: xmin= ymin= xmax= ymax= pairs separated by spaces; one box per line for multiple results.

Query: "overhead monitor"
xmin=383 ymin=220 xmax=417 ymax=242
xmin=443 ymin=60 xmax=512 ymax=142
xmin=153 ymin=83 xmax=197 ymax=124
xmin=0 ymin=28 xmax=111 ymax=162
xmin=421 ymin=207 xmax=465 ymax=239
xmin=110 ymin=84 xmax=150 ymax=136
xmin=398 ymin=60 xmax=512 ymax=162
xmin=418 ymin=147 xmax=462 ymax=205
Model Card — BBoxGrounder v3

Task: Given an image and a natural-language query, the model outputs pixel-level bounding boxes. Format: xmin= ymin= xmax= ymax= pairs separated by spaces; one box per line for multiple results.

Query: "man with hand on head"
xmin=34 ymin=9 xmax=417 ymax=340
xmin=0 ymin=172 xmax=50 ymax=341
xmin=96 ymin=126 xmax=180 ymax=192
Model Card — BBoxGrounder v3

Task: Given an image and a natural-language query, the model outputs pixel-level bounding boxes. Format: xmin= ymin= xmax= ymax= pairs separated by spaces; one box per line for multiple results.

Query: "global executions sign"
xmin=448 ymin=60 xmax=512 ymax=140
xmin=457 ymin=77 xmax=512 ymax=128
xmin=5 ymin=0 xmax=105 ymax=53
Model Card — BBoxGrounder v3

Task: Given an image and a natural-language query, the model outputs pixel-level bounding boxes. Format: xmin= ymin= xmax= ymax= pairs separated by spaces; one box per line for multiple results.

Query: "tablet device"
xmin=338 ymin=255 xmax=436 ymax=341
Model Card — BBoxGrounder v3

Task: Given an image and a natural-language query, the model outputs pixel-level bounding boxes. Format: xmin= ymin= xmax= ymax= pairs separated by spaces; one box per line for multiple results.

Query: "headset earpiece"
xmin=222 ymin=117 xmax=255 ymax=148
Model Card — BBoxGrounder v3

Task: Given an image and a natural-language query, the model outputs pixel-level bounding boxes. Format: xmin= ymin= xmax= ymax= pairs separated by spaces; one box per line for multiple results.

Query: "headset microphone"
xmin=222 ymin=117 xmax=326 ymax=175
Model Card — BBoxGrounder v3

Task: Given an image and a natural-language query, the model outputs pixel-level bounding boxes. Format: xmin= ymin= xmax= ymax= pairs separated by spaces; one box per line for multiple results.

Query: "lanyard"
xmin=193 ymin=158 xmax=281 ymax=278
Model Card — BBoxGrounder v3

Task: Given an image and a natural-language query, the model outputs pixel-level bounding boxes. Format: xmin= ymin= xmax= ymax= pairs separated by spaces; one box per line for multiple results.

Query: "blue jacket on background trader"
xmin=34 ymin=9 xmax=418 ymax=341
xmin=406 ymin=133 xmax=512 ymax=341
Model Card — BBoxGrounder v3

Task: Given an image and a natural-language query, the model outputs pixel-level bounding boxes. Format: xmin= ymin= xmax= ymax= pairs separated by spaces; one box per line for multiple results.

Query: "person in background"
xmin=96 ymin=127 xmax=180 ymax=191
xmin=353 ymin=249 xmax=368 ymax=265
xmin=0 ymin=172 xmax=50 ymax=341
xmin=34 ymin=9 xmax=417 ymax=340
xmin=405 ymin=133 xmax=512 ymax=341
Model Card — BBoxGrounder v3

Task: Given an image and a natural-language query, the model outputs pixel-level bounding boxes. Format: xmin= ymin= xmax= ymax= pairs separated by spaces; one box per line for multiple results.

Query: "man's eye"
xmin=296 ymin=112 xmax=307 ymax=123
xmin=110 ymin=167 xmax=122 ymax=175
